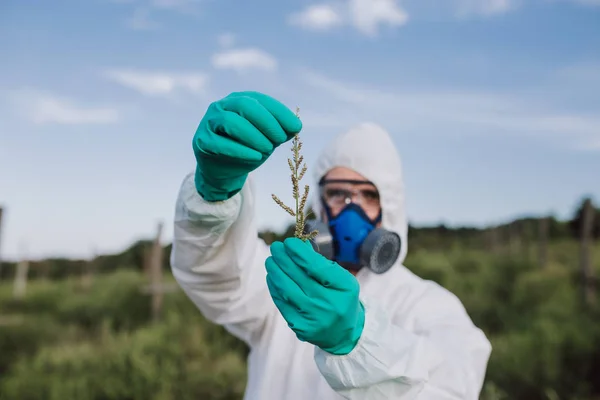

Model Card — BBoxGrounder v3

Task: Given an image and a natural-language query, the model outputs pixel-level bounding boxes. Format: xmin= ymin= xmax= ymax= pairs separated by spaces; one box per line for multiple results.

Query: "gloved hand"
xmin=192 ymin=91 xmax=302 ymax=202
xmin=265 ymin=237 xmax=365 ymax=355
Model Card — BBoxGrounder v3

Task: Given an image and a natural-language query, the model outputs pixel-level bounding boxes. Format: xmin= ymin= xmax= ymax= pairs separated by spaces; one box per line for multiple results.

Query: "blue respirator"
xmin=305 ymin=202 xmax=402 ymax=274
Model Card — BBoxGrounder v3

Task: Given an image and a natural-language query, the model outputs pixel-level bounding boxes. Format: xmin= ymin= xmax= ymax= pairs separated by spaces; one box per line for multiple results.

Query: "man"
xmin=170 ymin=91 xmax=492 ymax=399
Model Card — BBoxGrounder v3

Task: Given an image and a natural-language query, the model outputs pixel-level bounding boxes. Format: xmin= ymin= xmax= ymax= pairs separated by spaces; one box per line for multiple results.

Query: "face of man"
xmin=319 ymin=167 xmax=381 ymax=224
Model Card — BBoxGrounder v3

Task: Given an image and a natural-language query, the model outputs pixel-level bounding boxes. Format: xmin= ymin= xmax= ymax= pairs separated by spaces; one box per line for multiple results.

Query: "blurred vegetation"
xmin=0 ymin=270 xmax=247 ymax=400
xmin=0 ymin=197 xmax=598 ymax=399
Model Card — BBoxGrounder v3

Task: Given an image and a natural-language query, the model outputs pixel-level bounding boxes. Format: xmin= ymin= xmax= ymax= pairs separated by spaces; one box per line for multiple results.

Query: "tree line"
xmin=0 ymin=196 xmax=597 ymax=282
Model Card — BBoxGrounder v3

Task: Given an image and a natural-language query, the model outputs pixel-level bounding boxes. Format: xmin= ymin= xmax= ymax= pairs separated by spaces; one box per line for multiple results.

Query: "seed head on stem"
xmin=271 ymin=107 xmax=319 ymax=241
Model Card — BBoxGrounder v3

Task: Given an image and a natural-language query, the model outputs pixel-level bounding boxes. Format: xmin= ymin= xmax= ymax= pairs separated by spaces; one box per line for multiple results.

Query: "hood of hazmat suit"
xmin=170 ymin=121 xmax=492 ymax=400
xmin=310 ymin=122 xmax=408 ymax=272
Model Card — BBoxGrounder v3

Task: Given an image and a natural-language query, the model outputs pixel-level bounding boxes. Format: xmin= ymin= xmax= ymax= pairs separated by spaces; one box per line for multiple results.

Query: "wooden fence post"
xmin=140 ymin=221 xmax=179 ymax=322
xmin=580 ymin=199 xmax=596 ymax=306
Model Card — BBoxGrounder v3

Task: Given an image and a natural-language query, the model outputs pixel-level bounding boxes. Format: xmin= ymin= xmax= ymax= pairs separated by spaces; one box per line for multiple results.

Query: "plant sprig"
xmin=272 ymin=107 xmax=319 ymax=241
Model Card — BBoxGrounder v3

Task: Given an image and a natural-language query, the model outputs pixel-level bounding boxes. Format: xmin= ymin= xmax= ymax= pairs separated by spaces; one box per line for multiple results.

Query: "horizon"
xmin=1 ymin=0 xmax=599 ymax=260
xmin=0 ymin=198 xmax=586 ymax=263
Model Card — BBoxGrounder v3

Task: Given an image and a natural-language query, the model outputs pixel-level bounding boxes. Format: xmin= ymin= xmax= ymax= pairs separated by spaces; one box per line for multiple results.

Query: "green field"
xmin=1 ymin=210 xmax=599 ymax=400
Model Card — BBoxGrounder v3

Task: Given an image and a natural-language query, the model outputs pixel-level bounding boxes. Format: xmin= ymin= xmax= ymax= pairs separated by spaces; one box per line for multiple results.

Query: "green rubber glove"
xmin=265 ymin=237 xmax=366 ymax=355
xmin=192 ymin=91 xmax=302 ymax=202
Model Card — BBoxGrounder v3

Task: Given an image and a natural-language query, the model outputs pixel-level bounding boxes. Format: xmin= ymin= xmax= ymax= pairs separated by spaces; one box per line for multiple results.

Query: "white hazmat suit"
xmin=170 ymin=122 xmax=492 ymax=399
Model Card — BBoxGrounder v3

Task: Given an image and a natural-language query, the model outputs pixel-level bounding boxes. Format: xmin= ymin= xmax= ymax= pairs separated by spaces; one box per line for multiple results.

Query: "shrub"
xmin=0 ymin=312 xmax=247 ymax=400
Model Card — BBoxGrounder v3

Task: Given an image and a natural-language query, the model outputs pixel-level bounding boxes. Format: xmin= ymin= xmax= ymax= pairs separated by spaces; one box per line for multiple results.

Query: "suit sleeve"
xmin=170 ymin=172 xmax=275 ymax=347
xmin=313 ymin=283 xmax=492 ymax=399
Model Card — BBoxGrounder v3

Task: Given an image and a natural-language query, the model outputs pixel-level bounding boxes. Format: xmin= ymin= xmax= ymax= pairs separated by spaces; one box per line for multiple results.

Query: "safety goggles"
xmin=318 ymin=178 xmax=380 ymax=213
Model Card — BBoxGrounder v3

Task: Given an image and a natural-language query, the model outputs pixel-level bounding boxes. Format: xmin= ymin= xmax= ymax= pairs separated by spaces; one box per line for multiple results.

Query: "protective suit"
xmin=171 ymin=94 xmax=492 ymax=399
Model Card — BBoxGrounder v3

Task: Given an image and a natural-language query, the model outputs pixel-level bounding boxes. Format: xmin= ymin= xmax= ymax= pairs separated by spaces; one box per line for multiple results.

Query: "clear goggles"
xmin=319 ymin=178 xmax=380 ymax=212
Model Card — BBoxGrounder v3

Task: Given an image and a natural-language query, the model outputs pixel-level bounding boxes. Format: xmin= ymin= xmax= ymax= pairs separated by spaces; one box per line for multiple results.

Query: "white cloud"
xmin=348 ymin=0 xmax=409 ymax=35
xmin=289 ymin=0 xmax=408 ymax=36
xmin=9 ymin=90 xmax=119 ymax=125
xmin=114 ymin=0 xmax=202 ymax=30
xmin=211 ymin=48 xmax=278 ymax=73
xmin=126 ymin=7 xmax=160 ymax=30
xmin=455 ymin=0 xmax=516 ymax=16
xmin=103 ymin=69 xmax=209 ymax=96
xmin=288 ymin=4 xmax=344 ymax=31
xmin=217 ymin=32 xmax=236 ymax=47
xmin=296 ymin=68 xmax=600 ymax=151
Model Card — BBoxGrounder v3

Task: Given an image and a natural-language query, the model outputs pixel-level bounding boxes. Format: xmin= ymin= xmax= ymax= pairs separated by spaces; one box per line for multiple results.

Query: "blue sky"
xmin=1 ymin=0 xmax=599 ymax=260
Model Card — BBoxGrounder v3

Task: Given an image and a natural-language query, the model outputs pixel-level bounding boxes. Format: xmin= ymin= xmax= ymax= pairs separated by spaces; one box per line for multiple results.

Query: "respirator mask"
xmin=304 ymin=178 xmax=402 ymax=274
